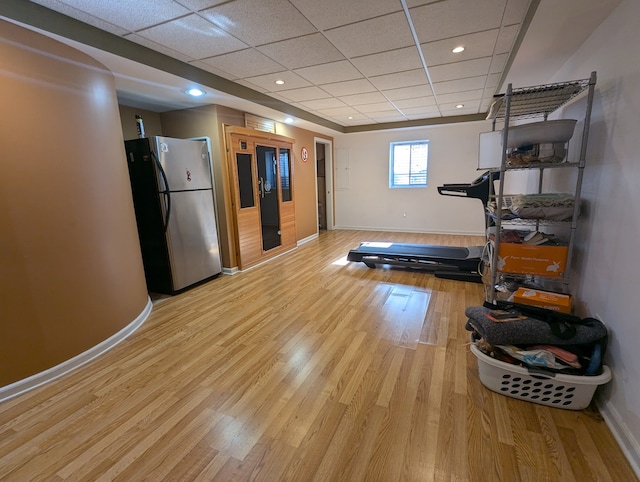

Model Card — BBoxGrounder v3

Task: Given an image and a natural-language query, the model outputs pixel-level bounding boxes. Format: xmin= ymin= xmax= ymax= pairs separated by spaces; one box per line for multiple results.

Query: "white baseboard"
xmin=239 ymin=246 xmax=298 ymax=272
xmin=0 ymin=296 xmax=153 ymax=403
xmin=297 ymin=232 xmax=319 ymax=246
xmin=332 ymin=225 xmax=485 ymax=236
xmin=222 ymin=266 xmax=239 ymax=275
xmin=599 ymin=399 xmax=640 ymax=479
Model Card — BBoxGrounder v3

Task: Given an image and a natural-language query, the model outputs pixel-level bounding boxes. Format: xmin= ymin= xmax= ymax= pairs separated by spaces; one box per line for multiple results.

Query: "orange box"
xmin=514 ymin=287 xmax=572 ymax=313
xmin=497 ymin=243 xmax=568 ymax=277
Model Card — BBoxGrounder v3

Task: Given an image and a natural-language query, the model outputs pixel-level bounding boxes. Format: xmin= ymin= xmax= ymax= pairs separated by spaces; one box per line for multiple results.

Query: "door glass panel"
xmin=236 ymin=153 xmax=254 ymax=208
xmin=280 ymin=148 xmax=291 ymax=202
xmin=256 ymin=145 xmax=281 ymax=251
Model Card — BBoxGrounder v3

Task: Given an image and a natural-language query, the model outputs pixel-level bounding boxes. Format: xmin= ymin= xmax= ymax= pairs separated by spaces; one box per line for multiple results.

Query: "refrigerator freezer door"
xmin=154 ymin=137 xmax=212 ymax=191
xmin=163 ymin=189 xmax=222 ymax=290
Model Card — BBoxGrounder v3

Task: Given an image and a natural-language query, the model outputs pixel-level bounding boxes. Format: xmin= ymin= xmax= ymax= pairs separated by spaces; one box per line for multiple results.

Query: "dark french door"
xmin=256 ymin=145 xmax=281 ymax=251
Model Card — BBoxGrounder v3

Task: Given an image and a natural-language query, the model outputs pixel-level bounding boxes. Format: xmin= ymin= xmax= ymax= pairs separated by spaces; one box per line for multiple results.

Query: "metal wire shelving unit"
xmin=485 ymin=72 xmax=597 ymax=304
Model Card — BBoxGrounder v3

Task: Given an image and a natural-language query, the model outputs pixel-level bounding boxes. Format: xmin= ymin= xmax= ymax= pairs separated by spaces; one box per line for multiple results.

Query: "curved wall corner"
xmin=0 ymin=20 xmax=150 ymax=390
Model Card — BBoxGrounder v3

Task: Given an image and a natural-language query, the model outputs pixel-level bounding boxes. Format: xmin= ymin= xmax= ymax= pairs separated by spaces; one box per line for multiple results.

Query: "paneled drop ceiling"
xmin=0 ymin=0 xmax=620 ymax=132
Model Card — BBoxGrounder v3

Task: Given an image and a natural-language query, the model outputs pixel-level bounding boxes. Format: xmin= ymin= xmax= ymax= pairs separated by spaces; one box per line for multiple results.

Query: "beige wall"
xmin=277 ymin=125 xmax=333 ymax=240
xmin=119 ymin=106 xmax=163 ymax=141
xmin=0 ymin=21 xmax=149 ymax=386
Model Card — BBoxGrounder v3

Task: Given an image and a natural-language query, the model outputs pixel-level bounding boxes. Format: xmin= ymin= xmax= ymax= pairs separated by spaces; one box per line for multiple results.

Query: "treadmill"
xmin=346 ymin=171 xmax=499 ymax=283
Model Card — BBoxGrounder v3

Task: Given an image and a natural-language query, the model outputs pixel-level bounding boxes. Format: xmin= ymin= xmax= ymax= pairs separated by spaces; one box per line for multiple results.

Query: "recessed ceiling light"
xmin=284 ymin=117 xmax=294 ymax=124
xmin=452 ymin=46 xmax=465 ymax=53
xmin=275 ymin=80 xmax=285 ymax=85
xmin=185 ymin=88 xmax=205 ymax=97
xmin=348 ymin=116 xmax=354 ymax=120
xmin=456 ymin=104 xmax=464 ymax=109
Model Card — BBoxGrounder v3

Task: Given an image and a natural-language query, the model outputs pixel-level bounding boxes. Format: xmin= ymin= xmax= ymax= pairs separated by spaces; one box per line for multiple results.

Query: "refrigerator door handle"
xmin=152 ymin=151 xmax=171 ymax=232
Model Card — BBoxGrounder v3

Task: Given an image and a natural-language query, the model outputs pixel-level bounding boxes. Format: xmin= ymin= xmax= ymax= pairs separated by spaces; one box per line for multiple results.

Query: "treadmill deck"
xmin=347 ymin=242 xmax=484 ymax=282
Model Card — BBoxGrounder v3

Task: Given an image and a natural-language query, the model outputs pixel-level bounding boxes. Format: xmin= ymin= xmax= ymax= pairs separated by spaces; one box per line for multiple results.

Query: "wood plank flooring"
xmin=0 ymin=230 xmax=636 ymax=481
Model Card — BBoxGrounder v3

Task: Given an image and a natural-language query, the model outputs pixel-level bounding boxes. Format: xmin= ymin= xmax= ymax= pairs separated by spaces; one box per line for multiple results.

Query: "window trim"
xmin=389 ymin=139 xmax=429 ymax=188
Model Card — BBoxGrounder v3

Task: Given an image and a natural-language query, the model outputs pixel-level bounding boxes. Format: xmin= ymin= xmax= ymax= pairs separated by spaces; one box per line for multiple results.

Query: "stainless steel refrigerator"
xmin=125 ymin=136 xmax=222 ymax=294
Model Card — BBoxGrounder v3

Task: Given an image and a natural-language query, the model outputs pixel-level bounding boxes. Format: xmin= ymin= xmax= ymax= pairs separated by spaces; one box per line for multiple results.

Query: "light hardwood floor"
xmin=0 ymin=230 xmax=636 ymax=481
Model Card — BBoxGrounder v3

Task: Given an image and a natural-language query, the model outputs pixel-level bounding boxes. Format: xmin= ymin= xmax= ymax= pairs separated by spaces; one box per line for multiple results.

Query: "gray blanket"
xmin=465 ymin=305 xmax=607 ymax=346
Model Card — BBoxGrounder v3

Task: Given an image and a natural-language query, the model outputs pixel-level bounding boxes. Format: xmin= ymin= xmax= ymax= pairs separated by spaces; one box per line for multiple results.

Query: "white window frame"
xmin=389 ymin=140 xmax=429 ymax=188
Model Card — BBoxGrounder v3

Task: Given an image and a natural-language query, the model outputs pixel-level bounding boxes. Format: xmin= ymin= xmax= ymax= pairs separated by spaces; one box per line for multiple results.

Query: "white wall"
xmin=333 ymin=121 xmax=491 ymax=235
xmin=546 ymin=0 xmax=640 ymax=474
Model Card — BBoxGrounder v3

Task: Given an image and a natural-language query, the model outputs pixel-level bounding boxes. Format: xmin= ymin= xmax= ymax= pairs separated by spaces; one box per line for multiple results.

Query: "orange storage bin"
xmin=497 ymin=243 xmax=568 ymax=277
xmin=513 ymin=287 xmax=572 ymax=313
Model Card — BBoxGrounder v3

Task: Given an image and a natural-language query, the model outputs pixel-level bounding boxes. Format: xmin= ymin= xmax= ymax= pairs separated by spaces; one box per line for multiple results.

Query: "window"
xmin=279 ymin=148 xmax=291 ymax=202
xmin=389 ymin=140 xmax=429 ymax=188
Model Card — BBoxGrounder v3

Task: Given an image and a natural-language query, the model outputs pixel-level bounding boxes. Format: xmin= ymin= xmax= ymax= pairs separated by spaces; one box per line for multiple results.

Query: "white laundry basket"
xmin=470 ymin=344 xmax=611 ymax=410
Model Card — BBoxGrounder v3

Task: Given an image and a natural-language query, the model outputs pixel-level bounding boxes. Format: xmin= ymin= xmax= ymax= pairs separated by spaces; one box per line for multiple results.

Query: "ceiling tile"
xmin=257 ymin=33 xmax=345 ymax=70
xmin=136 ymin=14 xmax=248 ymax=59
xmin=319 ymin=79 xmax=376 ymax=97
xmin=485 ymin=73 xmax=501 ymax=91
xmin=392 ymin=96 xmax=436 ymax=109
xmin=289 ymin=0 xmax=402 ymax=30
xmin=242 ymin=71 xmax=312 ymax=92
xmin=199 ymin=49 xmax=285 ymax=79
xmin=428 ymin=57 xmax=492 ymax=83
xmin=432 ymin=76 xmax=489 ymax=95
xmin=368 ymin=114 xmax=408 ymax=123
xmin=399 ymin=105 xmax=441 ymax=117
xmin=341 ymin=113 xmax=373 ymax=125
xmin=30 ymin=0 xmax=130 ymax=35
xmin=43 ymin=0 xmax=191 ymax=31
xmin=177 ymin=0 xmax=228 ymax=11
xmin=234 ymin=79 xmax=269 ymax=93
xmin=338 ymin=91 xmax=388 ymax=106
xmin=369 ymin=69 xmax=429 ymax=91
xmin=365 ymin=109 xmax=402 ymax=118
xmin=436 ymin=89 xmax=484 ymax=104
xmin=125 ymin=33 xmax=197 ymax=63
xmin=420 ymin=30 xmax=500 ymax=65
xmin=350 ymin=46 xmax=423 ymax=78
xmin=323 ymin=12 xmax=415 ymax=58
xmin=490 ymin=53 xmax=509 ymax=74
xmin=406 ymin=111 xmax=440 ymax=120
xmin=382 ymin=85 xmax=434 ymax=101
xmin=276 ymin=86 xmax=332 ymax=102
xmin=23 ymin=0 xmax=553 ymax=128
xmin=189 ymin=59 xmax=238 ymax=80
xmin=495 ymin=24 xmax=519 ymax=53
xmin=315 ymin=106 xmax=361 ymax=117
xmin=294 ymin=61 xmax=363 ymax=85
xmin=438 ymin=107 xmax=480 ymax=117
xmin=404 ymin=0 xmax=437 ymax=6
xmin=200 ymin=0 xmax=316 ymax=46
xmin=355 ymin=101 xmax=400 ymax=113
xmin=503 ymin=0 xmax=531 ymax=25
xmin=409 ymin=0 xmax=506 ymax=43
xmin=299 ymin=98 xmax=348 ymax=110
xmin=439 ymin=100 xmax=481 ymax=112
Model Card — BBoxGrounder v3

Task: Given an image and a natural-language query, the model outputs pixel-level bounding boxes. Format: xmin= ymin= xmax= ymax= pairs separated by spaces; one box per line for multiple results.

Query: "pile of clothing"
xmin=466 ymin=302 xmax=608 ymax=376
xmin=487 ymin=193 xmax=575 ymax=221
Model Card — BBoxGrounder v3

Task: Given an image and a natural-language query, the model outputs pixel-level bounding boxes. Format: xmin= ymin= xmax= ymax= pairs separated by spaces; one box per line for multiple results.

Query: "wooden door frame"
xmin=314 ymin=137 xmax=334 ymax=231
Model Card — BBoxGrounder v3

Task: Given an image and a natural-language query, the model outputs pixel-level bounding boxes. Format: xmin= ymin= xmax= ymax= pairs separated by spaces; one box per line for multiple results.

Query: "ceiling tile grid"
xmin=28 ymin=0 xmax=534 ymax=127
